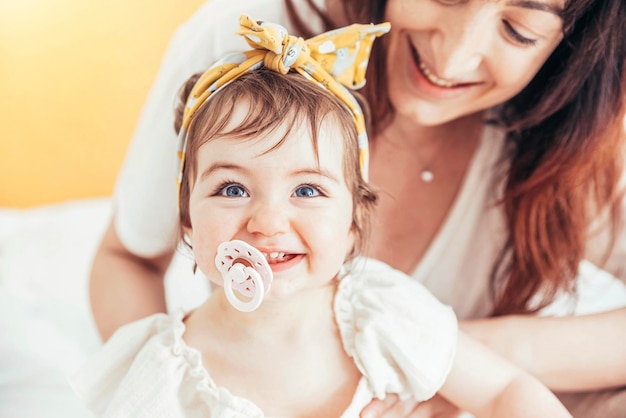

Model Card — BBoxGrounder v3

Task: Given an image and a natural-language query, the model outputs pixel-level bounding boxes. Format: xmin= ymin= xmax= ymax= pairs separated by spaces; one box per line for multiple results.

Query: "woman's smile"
xmin=408 ymin=40 xmax=481 ymax=100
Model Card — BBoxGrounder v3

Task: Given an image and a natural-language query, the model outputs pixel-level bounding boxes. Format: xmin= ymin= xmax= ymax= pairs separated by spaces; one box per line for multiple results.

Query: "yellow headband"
xmin=177 ymin=14 xmax=390 ymax=192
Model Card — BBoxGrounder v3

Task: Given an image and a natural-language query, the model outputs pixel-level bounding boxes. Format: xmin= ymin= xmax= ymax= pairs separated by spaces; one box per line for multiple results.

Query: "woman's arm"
xmin=359 ymin=308 xmax=626 ymax=418
xmin=439 ymin=332 xmax=572 ymax=418
xmin=90 ymin=218 xmax=173 ymax=341
xmin=460 ymin=308 xmax=626 ymax=391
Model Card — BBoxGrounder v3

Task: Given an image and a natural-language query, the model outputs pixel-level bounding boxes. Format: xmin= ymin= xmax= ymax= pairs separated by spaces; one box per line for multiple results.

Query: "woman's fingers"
xmin=360 ymin=394 xmax=463 ymax=418
xmin=360 ymin=394 xmax=419 ymax=418
xmin=360 ymin=394 xmax=400 ymax=417
xmin=409 ymin=395 xmax=464 ymax=418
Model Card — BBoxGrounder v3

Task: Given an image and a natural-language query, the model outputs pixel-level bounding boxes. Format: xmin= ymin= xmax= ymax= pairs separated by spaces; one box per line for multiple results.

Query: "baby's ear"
xmin=179 ymin=210 xmax=193 ymax=234
xmin=182 ymin=225 xmax=193 ymax=241
xmin=345 ymin=222 xmax=358 ymax=260
xmin=178 ymin=222 xmax=193 ymax=248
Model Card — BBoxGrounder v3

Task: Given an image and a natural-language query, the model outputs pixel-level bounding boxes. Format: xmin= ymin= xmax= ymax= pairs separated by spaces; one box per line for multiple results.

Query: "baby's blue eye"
xmin=294 ymin=185 xmax=320 ymax=198
xmin=221 ymin=184 xmax=248 ymax=197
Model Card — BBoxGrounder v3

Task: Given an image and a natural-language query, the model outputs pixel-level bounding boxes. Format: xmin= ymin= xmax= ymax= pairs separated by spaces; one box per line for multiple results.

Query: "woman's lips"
xmin=417 ymin=59 xmax=459 ymax=87
xmin=408 ymin=42 xmax=480 ymax=94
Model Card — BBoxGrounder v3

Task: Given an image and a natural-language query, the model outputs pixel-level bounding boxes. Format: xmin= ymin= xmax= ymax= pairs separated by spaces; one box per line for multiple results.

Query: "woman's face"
xmin=384 ymin=0 xmax=565 ymax=126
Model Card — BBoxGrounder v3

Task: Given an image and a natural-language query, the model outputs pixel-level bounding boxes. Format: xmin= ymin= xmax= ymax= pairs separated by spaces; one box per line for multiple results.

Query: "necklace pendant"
xmin=420 ymin=170 xmax=434 ymax=183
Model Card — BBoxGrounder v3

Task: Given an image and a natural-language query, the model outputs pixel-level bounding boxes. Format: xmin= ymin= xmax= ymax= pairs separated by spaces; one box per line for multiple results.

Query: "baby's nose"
xmin=246 ymin=200 xmax=290 ymax=237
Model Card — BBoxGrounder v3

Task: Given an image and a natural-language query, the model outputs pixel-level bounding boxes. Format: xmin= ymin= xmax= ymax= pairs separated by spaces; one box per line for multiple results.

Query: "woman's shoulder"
xmin=172 ymin=0 xmax=329 ymax=58
xmin=69 ymin=311 xmax=263 ymax=417
xmin=173 ymin=0 xmax=313 ymax=47
xmin=334 ymin=257 xmax=458 ymax=402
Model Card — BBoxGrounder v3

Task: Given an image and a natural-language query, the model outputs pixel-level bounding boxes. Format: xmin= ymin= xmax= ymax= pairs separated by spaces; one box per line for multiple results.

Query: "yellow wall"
xmin=0 ymin=0 xmax=206 ymax=208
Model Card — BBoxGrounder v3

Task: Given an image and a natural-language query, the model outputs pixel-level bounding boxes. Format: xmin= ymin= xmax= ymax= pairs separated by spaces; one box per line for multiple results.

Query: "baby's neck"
xmin=183 ymin=281 xmax=360 ymax=417
xmin=206 ymin=283 xmax=337 ymax=343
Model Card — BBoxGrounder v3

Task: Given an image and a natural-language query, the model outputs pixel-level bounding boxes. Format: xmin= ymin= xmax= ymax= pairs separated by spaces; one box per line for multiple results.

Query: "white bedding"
xmin=0 ymin=198 xmax=207 ymax=417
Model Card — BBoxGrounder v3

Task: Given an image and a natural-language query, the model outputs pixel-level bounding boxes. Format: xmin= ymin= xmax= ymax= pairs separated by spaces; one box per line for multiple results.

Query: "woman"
xmin=90 ymin=0 xmax=626 ymax=415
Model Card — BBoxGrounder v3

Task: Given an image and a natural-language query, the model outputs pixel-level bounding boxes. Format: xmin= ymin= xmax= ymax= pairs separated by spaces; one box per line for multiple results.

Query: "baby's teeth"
xmin=266 ymin=252 xmax=285 ymax=260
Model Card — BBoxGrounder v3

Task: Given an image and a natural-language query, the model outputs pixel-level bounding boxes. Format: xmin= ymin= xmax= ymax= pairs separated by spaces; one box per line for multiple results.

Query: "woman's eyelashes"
xmin=502 ymin=20 xmax=539 ymax=46
xmin=434 ymin=0 xmax=464 ymax=6
xmin=432 ymin=0 xmax=542 ymax=47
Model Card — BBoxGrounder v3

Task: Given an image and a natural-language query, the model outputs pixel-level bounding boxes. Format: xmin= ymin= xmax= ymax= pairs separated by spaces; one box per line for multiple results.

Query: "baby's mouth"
xmin=261 ymin=251 xmax=297 ymax=264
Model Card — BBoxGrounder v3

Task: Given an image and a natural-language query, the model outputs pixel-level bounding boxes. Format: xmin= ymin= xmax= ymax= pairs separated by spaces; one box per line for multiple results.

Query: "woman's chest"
xmin=367 ymin=158 xmax=470 ymax=274
xmin=366 ymin=126 xmax=482 ymax=274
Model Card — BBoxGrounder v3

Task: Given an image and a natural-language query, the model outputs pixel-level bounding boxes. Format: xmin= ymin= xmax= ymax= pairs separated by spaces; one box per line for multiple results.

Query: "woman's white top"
xmin=113 ymin=0 xmax=626 ymax=319
xmin=70 ymin=258 xmax=457 ymax=418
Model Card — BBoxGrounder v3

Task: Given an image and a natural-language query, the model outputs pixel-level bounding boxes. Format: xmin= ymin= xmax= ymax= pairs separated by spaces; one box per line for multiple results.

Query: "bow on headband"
xmin=177 ymin=14 xmax=390 ymax=190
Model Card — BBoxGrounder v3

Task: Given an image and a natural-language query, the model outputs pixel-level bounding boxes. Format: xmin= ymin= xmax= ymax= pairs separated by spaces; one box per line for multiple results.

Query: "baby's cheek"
xmin=190 ymin=238 xmax=220 ymax=282
xmin=195 ymin=256 xmax=224 ymax=288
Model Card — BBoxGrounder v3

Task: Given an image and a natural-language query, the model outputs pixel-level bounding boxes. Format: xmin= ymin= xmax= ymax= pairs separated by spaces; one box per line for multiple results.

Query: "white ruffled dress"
xmin=70 ymin=258 xmax=457 ymax=417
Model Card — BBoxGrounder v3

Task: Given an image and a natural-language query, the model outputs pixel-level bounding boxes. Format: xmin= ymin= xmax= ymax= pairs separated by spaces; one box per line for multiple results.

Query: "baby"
xmin=70 ymin=15 xmax=571 ymax=418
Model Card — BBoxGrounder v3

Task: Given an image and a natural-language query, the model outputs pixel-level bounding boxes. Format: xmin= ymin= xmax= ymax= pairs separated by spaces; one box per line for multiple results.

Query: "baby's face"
xmin=185 ymin=104 xmax=355 ymax=301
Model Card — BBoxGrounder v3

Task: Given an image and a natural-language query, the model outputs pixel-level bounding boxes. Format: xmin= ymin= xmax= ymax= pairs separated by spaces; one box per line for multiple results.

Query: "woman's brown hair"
xmin=286 ymin=0 xmax=626 ymax=315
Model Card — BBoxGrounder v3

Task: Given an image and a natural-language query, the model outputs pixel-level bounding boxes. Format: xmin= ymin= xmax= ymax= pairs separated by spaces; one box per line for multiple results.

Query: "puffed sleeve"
xmin=68 ymin=314 xmax=168 ymax=415
xmin=334 ymin=258 xmax=458 ymax=402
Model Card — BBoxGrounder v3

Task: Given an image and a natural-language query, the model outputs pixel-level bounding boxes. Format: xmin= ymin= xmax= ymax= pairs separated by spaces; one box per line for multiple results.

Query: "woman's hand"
xmin=360 ymin=394 xmax=463 ymax=418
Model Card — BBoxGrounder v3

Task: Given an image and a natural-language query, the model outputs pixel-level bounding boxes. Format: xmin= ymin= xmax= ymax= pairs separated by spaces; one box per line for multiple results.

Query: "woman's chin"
xmin=396 ymin=100 xmax=460 ymax=127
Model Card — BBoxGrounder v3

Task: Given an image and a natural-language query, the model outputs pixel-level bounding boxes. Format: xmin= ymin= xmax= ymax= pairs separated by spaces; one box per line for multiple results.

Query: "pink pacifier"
xmin=214 ymin=240 xmax=273 ymax=312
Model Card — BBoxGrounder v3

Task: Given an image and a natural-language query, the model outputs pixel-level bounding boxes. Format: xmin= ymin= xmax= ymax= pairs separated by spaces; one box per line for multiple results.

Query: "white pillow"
xmin=0 ymin=198 xmax=208 ymax=417
xmin=0 ymin=198 xmax=110 ymax=417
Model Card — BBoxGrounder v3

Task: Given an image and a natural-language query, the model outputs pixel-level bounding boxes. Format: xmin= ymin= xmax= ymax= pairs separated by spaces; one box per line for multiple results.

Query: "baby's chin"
xmin=264 ymin=279 xmax=337 ymax=301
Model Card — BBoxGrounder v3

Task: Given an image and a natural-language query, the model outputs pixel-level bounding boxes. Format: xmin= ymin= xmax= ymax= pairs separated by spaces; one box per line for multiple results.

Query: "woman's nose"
xmin=246 ymin=200 xmax=290 ymax=237
xmin=432 ymin=9 xmax=492 ymax=79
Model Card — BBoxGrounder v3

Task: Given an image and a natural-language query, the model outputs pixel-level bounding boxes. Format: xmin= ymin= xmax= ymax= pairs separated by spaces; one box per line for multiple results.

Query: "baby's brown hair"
xmin=175 ymin=68 xmax=377 ymax=260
